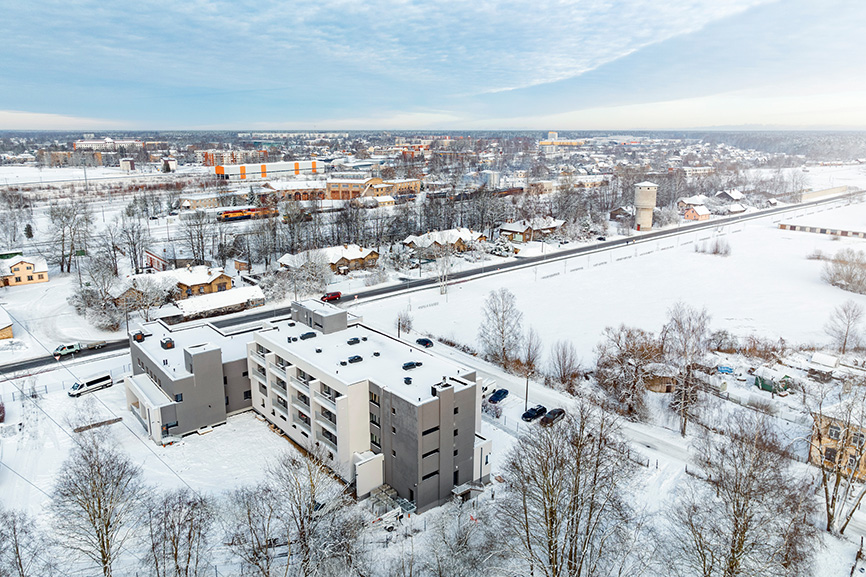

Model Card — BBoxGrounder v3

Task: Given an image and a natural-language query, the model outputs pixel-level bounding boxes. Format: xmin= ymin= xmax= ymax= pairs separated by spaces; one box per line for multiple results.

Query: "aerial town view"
xmin=2 ymin=2 xmax=866 ymax=576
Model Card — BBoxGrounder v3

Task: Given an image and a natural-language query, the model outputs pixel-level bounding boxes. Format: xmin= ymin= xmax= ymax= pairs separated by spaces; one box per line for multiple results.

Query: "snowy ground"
xmin=0 ymin=163 xmax=208 ymax=186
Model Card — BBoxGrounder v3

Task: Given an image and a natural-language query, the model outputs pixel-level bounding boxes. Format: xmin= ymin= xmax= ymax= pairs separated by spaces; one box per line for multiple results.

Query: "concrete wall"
xmin=224 ymin=357 xmax=252 ymax=414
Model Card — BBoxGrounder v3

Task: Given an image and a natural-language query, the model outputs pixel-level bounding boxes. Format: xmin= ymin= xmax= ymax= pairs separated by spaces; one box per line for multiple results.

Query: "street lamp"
xmin=524 ymin=370 xmax=534 ymax=412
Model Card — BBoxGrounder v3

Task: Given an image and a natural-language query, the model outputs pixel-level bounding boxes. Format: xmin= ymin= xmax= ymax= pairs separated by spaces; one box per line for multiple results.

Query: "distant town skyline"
xmin=1 ymin=0 xmax=863 ymax=130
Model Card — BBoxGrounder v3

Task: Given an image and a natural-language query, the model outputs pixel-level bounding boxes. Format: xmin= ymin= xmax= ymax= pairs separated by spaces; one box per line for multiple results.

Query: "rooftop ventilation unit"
xmin=373 ymin=351 xmax=380 ymax=357
xmin=160 ymin=337 xmax=175 ymax=350
xmin=316 ymin=348 xmax=322 ymax=353
xmin=133 ymin=332 xmax=145 ymax=342
xmin=404 ymin=377 xmax=413 ymax=385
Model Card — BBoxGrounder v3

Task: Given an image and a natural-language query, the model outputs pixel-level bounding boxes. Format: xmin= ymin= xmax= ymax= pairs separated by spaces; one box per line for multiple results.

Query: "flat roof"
xmin=135 ymin=320 xmax=254 ymax=377
xmin=127 ymin=373 xmax=175 ymax=408
xmin=257 ymin=321 xmax=475 ymax=404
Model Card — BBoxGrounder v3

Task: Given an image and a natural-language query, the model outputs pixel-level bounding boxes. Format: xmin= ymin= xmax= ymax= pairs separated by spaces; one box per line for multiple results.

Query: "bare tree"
xmin=51 ymin=432 xmax=147 ymax=577
xmin=223 ymin=484 xmax=290 ymax=577
xmin=434 ymin=244 xmax=454 ymax=296
xmin=267 ymin=449 xmax=363 ymax=577
xmin=662 ymin=302 xmax=711 ymax=436
xmin=144 ymin=489 xmax=215 ymax=577
xmin=548 ymin=339 xmax=581 ymax=392
xmin=395 ymin=307 xmax=414 ymax=339
xmin=120 ymin=214 xmax=150 ymax=272
xmin=419 ymin=501 xmax=507 ymax=577
xmin=46 ymin=200 xmax=93 ymax=273
xmin=0 ymin=507 xmax=53 ymax=577
xmin=500 ymin=402 xmax=653 ymax=577
xmin=179 ymin=210 xmax=214 ymax=265
xmin=808 ymin=378 xmax=866 ymax=533
xmin=478 ymin=288 xmax=523 ymax=368
xmin=516 ymin=325 xmax=543 ymax=378
xmin=595 ymin=325 xmax=662 ymax=420
xmin=669 ymin=412 xmax=818 ymax=577
xmin=825 ymin=299 xmax=863 ymax=355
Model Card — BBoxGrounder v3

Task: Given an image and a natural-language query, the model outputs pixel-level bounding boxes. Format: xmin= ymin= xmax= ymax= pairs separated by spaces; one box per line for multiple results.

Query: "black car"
xmin=540 ymin=408 xmax=566 ymax=426
xmin=402 ymin=361 xmax=423 ymax=370
xmin=347 ymin=337 xmax=360 ymax=345
xmin=596 ymin=236 xmax=606 ymax=241
xmin=488 ymin=389 xmax=509 ymax=404
xmin=299 ymin=332 xmax=317 ymax=340
xmin=521 ymin=405 xmax=547 ymax=422
xmin=416 ymin=338 xmax=434 ymax=348
xmin=348 ymin=355 xmax=363 ymax=363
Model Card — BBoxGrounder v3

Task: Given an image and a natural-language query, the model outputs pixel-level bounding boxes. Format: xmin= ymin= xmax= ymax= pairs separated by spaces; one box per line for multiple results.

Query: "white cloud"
xmin=0 ymin=110 xmax=125 ymax=130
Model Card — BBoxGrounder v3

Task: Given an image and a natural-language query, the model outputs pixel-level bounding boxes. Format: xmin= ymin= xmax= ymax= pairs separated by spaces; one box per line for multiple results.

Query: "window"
xmin=453 ymin=471 xmax=459 ymax=485
xmin=298 ymin=393 xmax=310 ymax=406
xmin=370 ymin=412 xmax=380 ymax=426
xmin=453 ymin=428 xmax=458 ymax=437
xmin=37 ymin=274 xmax=44 ymax=280
xmin=391 ymin=407 xmax=396 ymax=415
xmin=829 ymin=425 xmax=841 ymax=440
xmin=422 ymin=471 xmax=439 ymax=481
xmin=175 ymin=393 xmax=183 ymax=402
xmin=225 ymin=396 xmax=229 ymax=406
xmin=454 ymin=407 xmax=459 ymax=415
xmin=422 ymin=426 xmax=439 ymax=436
xmin=371 ymin=433 xmax=381 ymax=447
xmin=259 ymin=383 xmax=267 ymax=395
xmin=242 ymin=371 xmax=248 ymax=377
xmin=223 ymin=376 xmax=228 ymax=385
xmin=165 ymin=421 xmax=178 ymax=429
xmin=854 ymin=432 xmax=866 ymax=447
xmin=454 ymin=449 xmax=459 ymax=457
xmin=391 ymin=426 xmax=396 ymax=434
xmin=369 ymin=391 xmax=380 ymax=406
xmin=824 ymin=447 xmax=838 ymax=463
xmin=849 ymin=454 xmax=859 ymax=469
xmin=485 ymin=455 xmax=489 ymax=465
xmin=243 ymin=390 xmax=252 ymax=400
xmin=26 ymin=275 xmax=33 ymax=281
xmin=422 ymin=449 xmax=439 ymax=458
xmin=14 ymin=277 xmax=20 ymax=283
xmin=217 ymin=283 xmax=227 ymax=292
xmin=392 ymin=450 xmax=396 ymax=457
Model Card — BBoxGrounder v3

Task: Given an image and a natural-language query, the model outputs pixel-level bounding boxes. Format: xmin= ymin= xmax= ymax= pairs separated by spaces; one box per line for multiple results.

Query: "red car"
xmin=321 ymin=292 xmax=342 ymax=302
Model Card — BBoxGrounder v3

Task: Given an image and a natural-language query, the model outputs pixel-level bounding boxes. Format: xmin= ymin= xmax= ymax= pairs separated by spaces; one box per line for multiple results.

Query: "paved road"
xmin=1 ymin=189 xmax=861 ymax=377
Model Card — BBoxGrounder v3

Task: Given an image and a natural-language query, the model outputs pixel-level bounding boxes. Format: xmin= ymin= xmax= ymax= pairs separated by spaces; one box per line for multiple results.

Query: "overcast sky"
xmin=1 ymin=0 xmax=863 ymax=130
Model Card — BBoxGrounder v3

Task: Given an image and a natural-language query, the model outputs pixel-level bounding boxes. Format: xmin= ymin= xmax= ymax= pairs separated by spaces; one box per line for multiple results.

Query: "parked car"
xmin=416 ymin=338 xmax=434 ymax=348
xmin=68 ymin=373 xmax=113 ymax=397
xmin=716 ymin=365 xmax=733 ymax=374
xmin=299 ymin=332 xmax=317 ymax=340
xmin=347 ymin=337 xmax=360 ymax=345
xmin=488 ymin=389 xmax=509 ymax=404
xmin=348 ymin=355 xmax=363 ymax=364
xmin=521 ymin=405 xmax=547 ymax=422
xmin=596 ymin=236 xmax=606 ymax=241
xmin=540 ymin=408 xmax=566 ymax=426
xmin=402 ymin=361 xmax=423 ymax=370
xmin=321 ymin=291 xmax=342 ymax=302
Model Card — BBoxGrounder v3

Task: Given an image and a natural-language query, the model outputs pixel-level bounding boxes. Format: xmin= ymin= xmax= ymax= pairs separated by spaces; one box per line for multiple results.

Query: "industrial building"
xmin=634 ymin=181 xmax=658 ymax=231
xmin=213 ymin=160 xmax=323 ymax=181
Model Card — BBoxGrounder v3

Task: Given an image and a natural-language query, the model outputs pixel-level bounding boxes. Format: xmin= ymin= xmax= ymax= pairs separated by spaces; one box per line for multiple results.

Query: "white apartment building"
xmin=247 ymin=300 xmax=492 ymax=513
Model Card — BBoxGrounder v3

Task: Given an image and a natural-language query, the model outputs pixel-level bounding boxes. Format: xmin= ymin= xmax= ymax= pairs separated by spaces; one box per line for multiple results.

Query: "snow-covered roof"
xmin=728 ymin=203 xmax=746 ymax=213
xmin=689 ymin=205 xmax=711 ymax=216
xmin=133 ymin=320 xmax=253 ymax=377
xmin=716 ymin=189 xmax=744 ymax=200
xmin=278 ymin=245 xmax=377 ymax=268
xmin=499 ymin=217 xmax=565 ymax=233
xmin=0 ymin=307 xmax=11 ymax=330
xmin=176 ymin=286 xmax=264 ymax=317
xmin=374 ymin=195 xmax=395 ymax=204
xmin=256 ymin=320 xmax=477 ymax=404
xmin=635 ymin=181 xmax=658 ymax=187
xmin=811 ymin=352 xmax=840 ymax=369
xmin=679 ymin=195 xmax=708 ymax=206
xmin=168 ymin=266 xmax=229 ymax=287
xmin=126 ymin=373 xmax=175 ymax=409
xmin=0 ymin=255 xmax=48 ymax=276
xmin=404 ymin=228 xmax=484 ymax=249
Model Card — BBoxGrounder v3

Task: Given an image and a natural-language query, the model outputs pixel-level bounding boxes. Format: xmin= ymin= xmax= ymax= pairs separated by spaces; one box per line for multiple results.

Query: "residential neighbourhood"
xmin=0 ymin=2 xmax=864 ymax=571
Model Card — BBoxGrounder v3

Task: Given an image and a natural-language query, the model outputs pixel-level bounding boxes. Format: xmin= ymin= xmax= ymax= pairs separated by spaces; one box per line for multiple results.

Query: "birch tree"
xmin=51 ymin=432 xmax=146 ymax=577
xmin=478 ymin=288 xmax=523 ymax=368
xmin=144 ymin=489 xmax=215 ymax=577
xmin=595 ymin=325 xmax=662 ymax=420
xmin=663 ymin=302 xmax=711 ymax=436
xmin=0 ymin=507 xmax=53 ymax=577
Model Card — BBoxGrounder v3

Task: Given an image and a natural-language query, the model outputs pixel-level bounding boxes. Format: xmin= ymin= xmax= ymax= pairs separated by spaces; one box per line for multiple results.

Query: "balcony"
xmin=288 ymin=375 xmax=310 ymax=394
xmin=316 ymin=411 xmax=337 ymax=435
xmin=316 ymin=430 xmax=338 ymax=451
xmin=272 ymin=399 xmax=289 ymax=417
xmin=313 ymin=391 xmax=337 ymax=412
xmin=269 ymin=362 xmax=286 ymax=377
xmin=251 ymin=370 xmax=267 ymax=385
xmin=272 ymin=379 xmax=288 ymax=396
xmin=293 ymin=414 xmax=312 ymax=433
xmin=292 ymin=396 xmax=311 ymax=413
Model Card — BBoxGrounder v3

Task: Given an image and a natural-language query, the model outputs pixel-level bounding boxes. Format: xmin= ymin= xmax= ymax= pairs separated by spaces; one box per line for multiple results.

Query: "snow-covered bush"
xmin=823 ymin=248 xmax=866 ymax=294
xmin=488 ymin=236 xmax=516 ymax=256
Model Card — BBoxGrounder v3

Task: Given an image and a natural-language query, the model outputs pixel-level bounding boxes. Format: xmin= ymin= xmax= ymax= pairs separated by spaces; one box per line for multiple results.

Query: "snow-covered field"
xmin=354 ymin=195 xmax=866 ymax=364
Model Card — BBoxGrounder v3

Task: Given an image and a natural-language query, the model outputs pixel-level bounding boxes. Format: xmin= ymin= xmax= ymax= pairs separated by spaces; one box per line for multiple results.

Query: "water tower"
xmin=634 ymin=181 xmax=658 ymax=231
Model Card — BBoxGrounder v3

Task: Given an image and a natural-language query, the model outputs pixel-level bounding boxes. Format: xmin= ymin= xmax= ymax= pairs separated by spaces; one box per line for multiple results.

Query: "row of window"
xmin=824 ymin=447 xmax=862 ymax=469
xmin=828 ymin=425 xmax=866 ymax=446
xmin=12 ymin=273 xmax=44 ymax=282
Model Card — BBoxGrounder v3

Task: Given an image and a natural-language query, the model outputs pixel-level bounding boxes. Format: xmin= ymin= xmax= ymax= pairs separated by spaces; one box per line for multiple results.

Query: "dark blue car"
xmin=522 ymin=405 xmax=547 ymax=422
xmin=488 ymin=389 xmax=509 ymax=404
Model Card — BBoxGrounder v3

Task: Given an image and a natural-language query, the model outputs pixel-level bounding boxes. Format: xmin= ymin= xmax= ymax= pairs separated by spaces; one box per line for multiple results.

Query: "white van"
xmin=68 ymin=373 xmax=113 ymax=397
